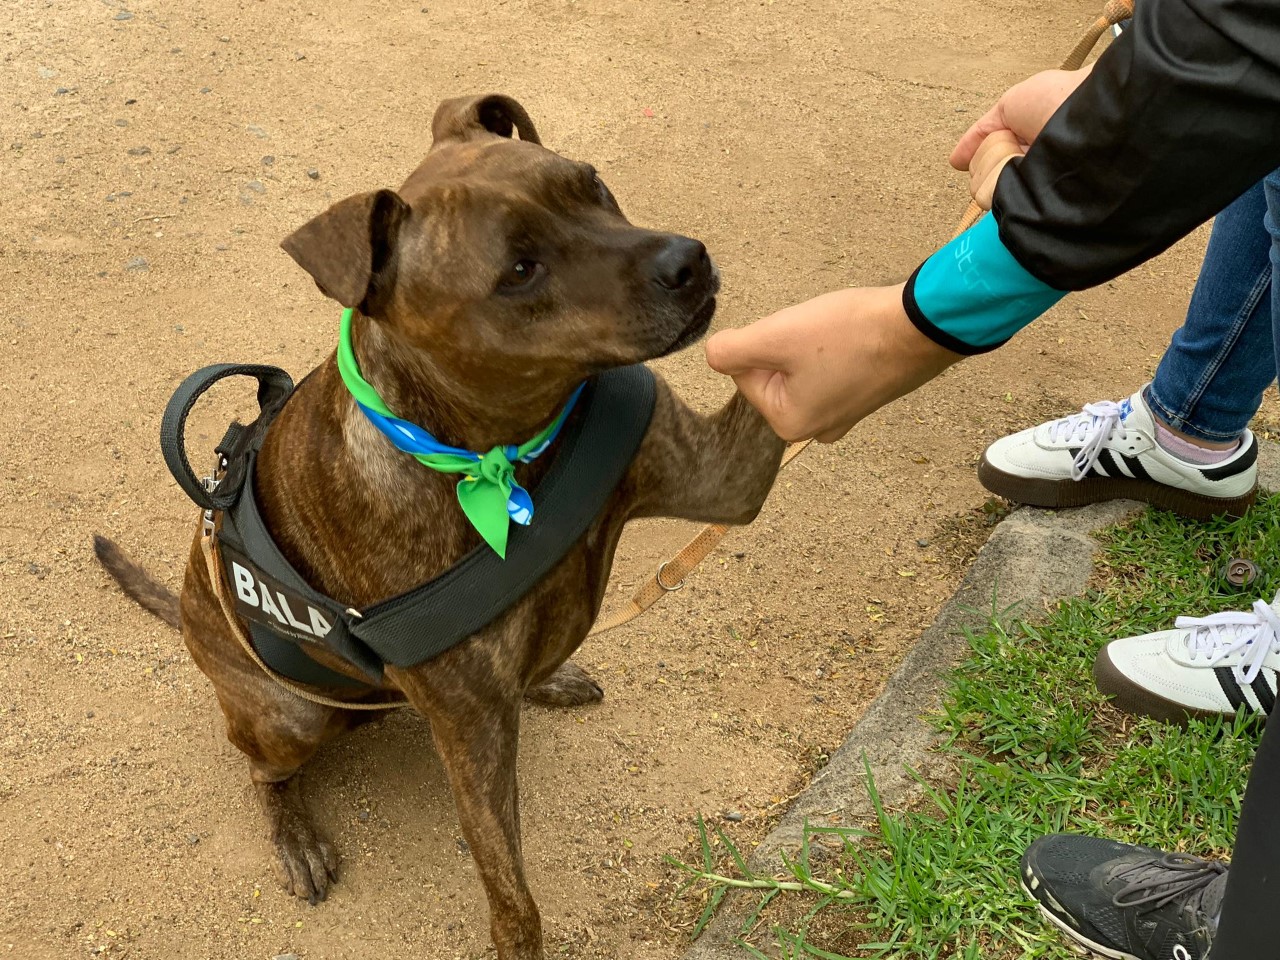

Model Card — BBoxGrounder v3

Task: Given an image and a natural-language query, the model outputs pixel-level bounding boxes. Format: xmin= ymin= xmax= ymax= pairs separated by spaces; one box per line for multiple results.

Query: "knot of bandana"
xmin=336 ymin=308 xmax=582 ymax=558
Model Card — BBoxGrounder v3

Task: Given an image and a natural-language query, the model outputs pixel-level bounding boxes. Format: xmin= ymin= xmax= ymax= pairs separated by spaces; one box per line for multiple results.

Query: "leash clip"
xmin=200 ymin=456 xmax=227 ymax=537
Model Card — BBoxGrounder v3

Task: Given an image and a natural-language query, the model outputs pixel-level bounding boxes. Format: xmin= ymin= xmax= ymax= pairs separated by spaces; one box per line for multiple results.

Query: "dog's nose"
xmin=651 ymin=236 xmax=709 ymax=291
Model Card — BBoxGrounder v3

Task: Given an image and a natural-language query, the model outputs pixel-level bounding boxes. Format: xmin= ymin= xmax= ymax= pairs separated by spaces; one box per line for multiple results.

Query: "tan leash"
xmin=203 ymin=0 xmax=1136 ymax=697
xmin=589 ymin=0 xmax=1135 ymax=639
xmin=587 ymin=439 xmax=812 ymax=636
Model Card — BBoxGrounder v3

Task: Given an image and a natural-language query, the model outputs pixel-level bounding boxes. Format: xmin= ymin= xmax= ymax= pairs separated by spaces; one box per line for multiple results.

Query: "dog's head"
xmin=282 ymin=94 xmax=718 ymax=402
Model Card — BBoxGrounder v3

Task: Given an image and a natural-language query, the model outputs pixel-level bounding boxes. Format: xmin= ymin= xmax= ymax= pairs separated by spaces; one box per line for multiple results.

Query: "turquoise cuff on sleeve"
xmin=902 ymin=213 xmax=1066 ymax=355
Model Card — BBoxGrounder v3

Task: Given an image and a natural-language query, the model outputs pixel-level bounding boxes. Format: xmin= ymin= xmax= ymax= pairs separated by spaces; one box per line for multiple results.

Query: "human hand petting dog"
xmin=707 ymin=65 xmax=1093 ymax=442
xmin=704 ymin=284 xmax=960 ymax=442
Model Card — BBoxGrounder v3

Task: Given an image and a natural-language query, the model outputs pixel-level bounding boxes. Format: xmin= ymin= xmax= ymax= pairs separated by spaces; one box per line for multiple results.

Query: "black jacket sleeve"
xmin=993 ymin=0 xmax=1280 ymax=291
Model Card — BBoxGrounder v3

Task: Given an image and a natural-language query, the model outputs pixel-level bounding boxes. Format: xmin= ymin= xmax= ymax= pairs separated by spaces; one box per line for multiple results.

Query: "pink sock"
xmin=1153 ymin=418 xmax=1240 ymax=464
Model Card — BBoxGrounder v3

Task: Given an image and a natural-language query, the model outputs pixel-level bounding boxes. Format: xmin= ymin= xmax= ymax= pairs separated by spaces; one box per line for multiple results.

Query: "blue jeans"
xmin=1144 ymin=172 xmax=1279 ymax=443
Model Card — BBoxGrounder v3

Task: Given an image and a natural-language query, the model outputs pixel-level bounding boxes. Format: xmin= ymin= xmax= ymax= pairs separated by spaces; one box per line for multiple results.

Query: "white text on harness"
xmin=230 ymin=560 xmax=333 ymax=639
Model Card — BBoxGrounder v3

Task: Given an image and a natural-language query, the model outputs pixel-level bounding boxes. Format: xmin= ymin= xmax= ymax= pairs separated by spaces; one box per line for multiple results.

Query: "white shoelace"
xmin=1046 ymin=400 xmax=1125 ymax=480
xmin=1179 ymin=596 xmax=1280 ymax=684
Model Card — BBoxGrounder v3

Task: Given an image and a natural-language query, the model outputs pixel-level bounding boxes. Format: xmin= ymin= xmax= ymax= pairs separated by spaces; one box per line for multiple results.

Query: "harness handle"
xmin=160 ymin=364 xmax=295 ymax=511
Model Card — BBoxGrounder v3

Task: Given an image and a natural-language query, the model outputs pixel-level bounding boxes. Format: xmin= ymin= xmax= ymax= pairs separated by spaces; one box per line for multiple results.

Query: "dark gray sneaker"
xmin=1021 ymin=834 xmax=1226 ymax=960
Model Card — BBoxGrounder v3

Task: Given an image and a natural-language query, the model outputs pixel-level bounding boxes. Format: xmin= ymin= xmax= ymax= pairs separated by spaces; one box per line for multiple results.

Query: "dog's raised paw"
xmin=525 ymin=661 xmax=604 ymax=707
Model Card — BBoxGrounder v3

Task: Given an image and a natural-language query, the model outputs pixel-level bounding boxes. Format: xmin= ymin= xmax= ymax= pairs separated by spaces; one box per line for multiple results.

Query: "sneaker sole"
xmin=978 ymin=457 xmax=1257 ymax=521
xmin=1093 ymin=646 xmax=1262 ymax=726
xmin=1020 ymin=880 xmax=1140 ymax=960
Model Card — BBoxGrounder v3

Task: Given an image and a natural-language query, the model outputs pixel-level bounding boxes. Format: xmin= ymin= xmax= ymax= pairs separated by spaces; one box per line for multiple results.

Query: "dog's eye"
xmin=500 ymin=259 xmax=543 ymax=290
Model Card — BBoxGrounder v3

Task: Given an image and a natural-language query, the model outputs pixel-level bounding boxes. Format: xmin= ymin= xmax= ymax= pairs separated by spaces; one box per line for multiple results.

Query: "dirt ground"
xmin=0 ymin=1 xmax=1245 ymax=958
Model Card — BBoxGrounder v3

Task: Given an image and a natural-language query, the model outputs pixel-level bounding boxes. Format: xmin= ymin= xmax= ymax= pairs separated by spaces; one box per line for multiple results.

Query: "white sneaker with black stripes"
xmin=1094 ymin=596 xmax=1280 ymax=724
xmin=979 ymin=388 xmax=1258 ymax=520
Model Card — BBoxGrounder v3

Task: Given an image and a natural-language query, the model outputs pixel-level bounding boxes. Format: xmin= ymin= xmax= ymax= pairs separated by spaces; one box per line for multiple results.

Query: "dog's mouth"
xmin=655 ymin=294 xmax=718 ymax=358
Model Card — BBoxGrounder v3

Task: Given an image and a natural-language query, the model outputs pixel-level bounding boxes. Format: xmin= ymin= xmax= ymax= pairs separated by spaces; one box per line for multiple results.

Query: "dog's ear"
xmin=280 ymin=189 xmax=410 ymax=315
xmin=431 ymin=94 xmax=541 ymax=147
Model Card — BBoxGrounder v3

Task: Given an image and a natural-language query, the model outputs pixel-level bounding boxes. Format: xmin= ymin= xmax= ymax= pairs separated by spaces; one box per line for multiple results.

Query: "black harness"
xmin=161 ymin=363 xmax=657 ymax=688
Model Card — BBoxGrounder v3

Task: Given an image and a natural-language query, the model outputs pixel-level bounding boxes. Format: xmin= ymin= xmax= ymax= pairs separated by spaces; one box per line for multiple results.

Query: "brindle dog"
xmin=95 ymin=94 xmax=785 ymax=960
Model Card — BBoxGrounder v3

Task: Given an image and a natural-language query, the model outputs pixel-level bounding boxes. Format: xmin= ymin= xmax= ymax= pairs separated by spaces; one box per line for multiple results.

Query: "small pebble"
xmin=273 ymin=955 xmax=300 ymax=960
xmin=214 ymin=244 xmax=229 ymax=252
xmin=245 ymin=180 xmax=266 ymax=193
xmin=294 ymin=51 xmax=306 ymax=61
xmin=125 ymin=256 xmax=149 ymax=272
xmin=125 ymin=98 xmax=136 ymax=105
xmin=174 ymin=324 xmax=184 ymax=334
xmin=656 ymin=661 xmax=666 ymax=670
xmin=246 ymin=124 xmax=268 ymax=139
xmin=126 ymin=145 xmax=150 ymax=156
xmin=456 ymin=838 xmax=471 ymax=856
xmin=357 ymin=809 xmax=370 ymax=822
xmin=916 ymin=538 xmax=930 ymax=548
xmin=187 ymin=834 xmax=200 ymax=845
xmin=167 ymin=144 xmax=181 ymax=154
xmin=723 ymin=811 xmax=744 ymax=823
xmin=306 ymin=168 xmax=320 ymax=180
xmin=218 ymin=35 xmax=231 ymax=42
xmin=114 ymin=10 xmax=134 ymax=20
xmin=54 ymin=87 xmax=69 ymax=95
xmin=170 ymin=46 xmax=181 ymax=54
xmin=199 ymin=86 xmax=211 ymax=94
xmin=733 ymin=551 xmax=746 ymax=559
xmin=261 ymin=154 xmax=275 ymax=166
xmin=85 ymin=710 xmax=95 ymax=719
xmin=38 ymin=66 xmax=58 ymax=79
xmin=114 ymin=118 xmax=128 ymax=127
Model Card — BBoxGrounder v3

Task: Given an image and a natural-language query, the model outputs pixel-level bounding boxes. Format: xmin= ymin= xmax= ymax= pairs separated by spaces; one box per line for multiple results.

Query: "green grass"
xmin=669 ymin=494 xmax=1280 ymax=959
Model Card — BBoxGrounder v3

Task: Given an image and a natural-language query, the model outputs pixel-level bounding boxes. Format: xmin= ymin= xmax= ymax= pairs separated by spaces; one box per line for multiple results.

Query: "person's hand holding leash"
xmin=950 ymin=66 xmax=1092 ymax=169
xmin=951 ymin=66 xmax=1093 ymax=208
xmin=965 ymin=130 xmax=1024 ymax=210
xmin=704 ymin=284 xmax=960 ymax=442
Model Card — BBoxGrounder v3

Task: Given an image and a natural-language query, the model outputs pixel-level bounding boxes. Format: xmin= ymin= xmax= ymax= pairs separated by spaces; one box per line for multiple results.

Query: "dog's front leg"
xmin=626 ymin=378 xmax=786 ymax=524
xmin=393 ymin=663 xmax=542 ymax=960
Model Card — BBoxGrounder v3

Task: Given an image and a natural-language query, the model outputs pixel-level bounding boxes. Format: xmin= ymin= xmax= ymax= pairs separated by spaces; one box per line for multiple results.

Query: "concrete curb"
xmin=679 ymin=444 xmax=1279 ymax=959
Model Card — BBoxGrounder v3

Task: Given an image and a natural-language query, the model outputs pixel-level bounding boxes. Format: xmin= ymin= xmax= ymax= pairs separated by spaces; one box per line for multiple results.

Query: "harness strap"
xmin=217 ymin=455 xmax=385 ymax=679
xmin=201 ymin=534 xmax=408 ymax=711
xmin=248 ymin=623 xmax=370 ymax=688
xmin=163 ymin=361 xmax=657 ymax=684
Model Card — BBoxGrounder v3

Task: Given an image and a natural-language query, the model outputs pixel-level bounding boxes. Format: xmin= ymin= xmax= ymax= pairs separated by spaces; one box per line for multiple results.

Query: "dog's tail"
xmin=92 ymin=535 xmax=181 ymax=630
